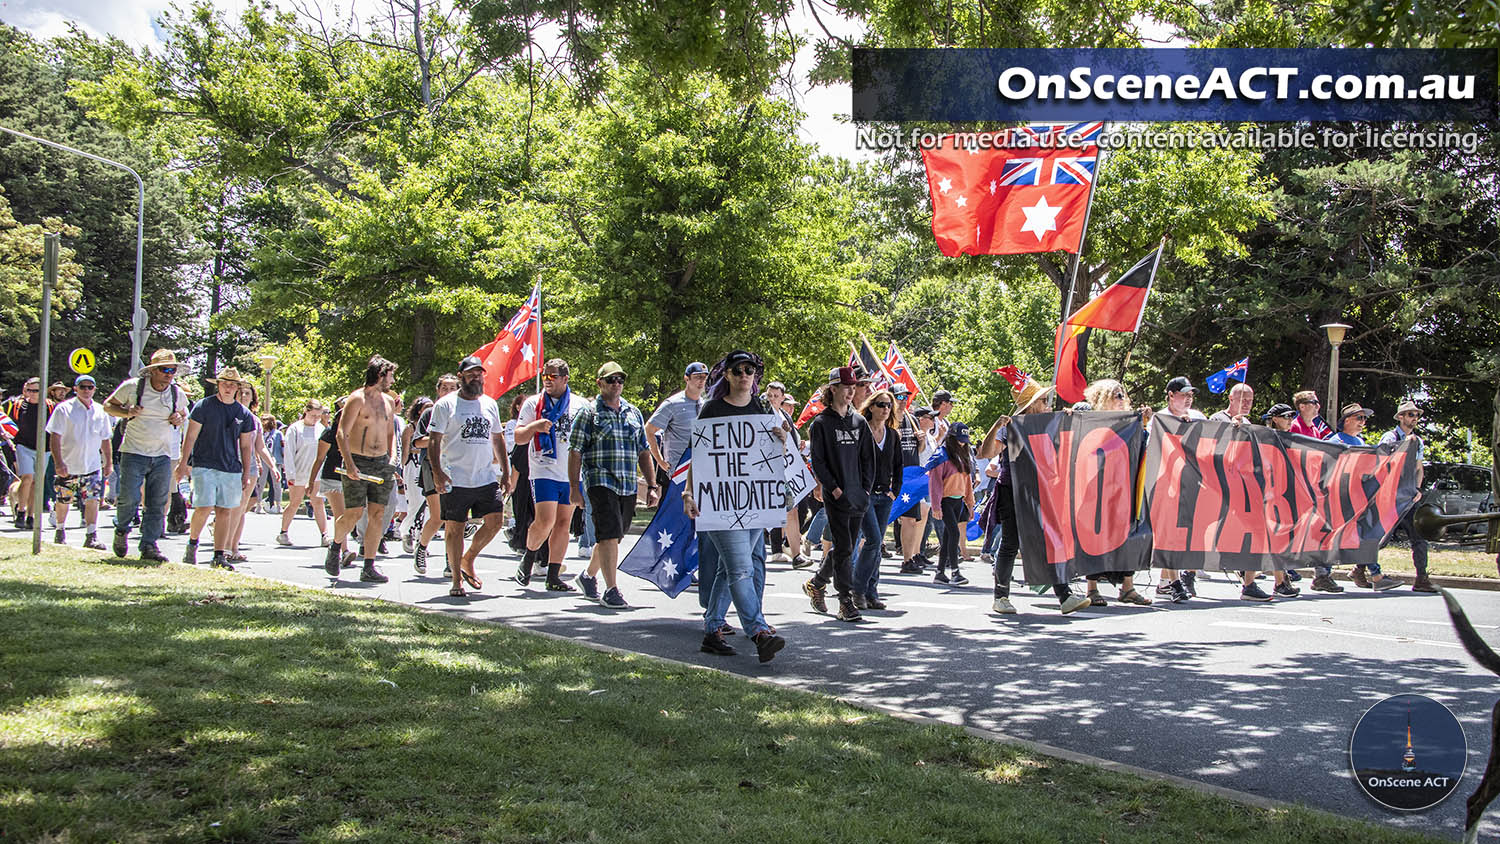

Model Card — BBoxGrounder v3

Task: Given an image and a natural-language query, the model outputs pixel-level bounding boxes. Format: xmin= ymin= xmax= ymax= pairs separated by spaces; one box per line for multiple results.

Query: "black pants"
xmin=508 ymin=444 xmax=533 ymax=550
xmin=813 ymin=505 xmax=862 ymax=600
xmin=992 ymin=484 xmax=1019 ymax=598
xmin=938 ymin=497 xmax=969 ymax=575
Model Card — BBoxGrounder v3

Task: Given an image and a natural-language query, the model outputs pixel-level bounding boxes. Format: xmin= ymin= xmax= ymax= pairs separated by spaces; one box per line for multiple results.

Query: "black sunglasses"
xmin=730 ymin=367 xmax=758 ymax=377
xmin=603 ymin=375 xmax=626 ymax=385
xmin=1300 ymin=399 xmax=1320 ymax=406
xmin=872 ymin=401 xmax=892 ymax=409
xmin=76 ymin=384 xmax=96 ymax=390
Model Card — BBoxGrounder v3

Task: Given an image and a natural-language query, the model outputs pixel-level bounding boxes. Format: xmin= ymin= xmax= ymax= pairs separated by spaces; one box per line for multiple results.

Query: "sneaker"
xmin=183 ymin=540 xmax=199 ymax=566
xmin=210 ymin=556 xmax=236 ymax=572
xmin=719 ymin=624 xmax=736 ymax=637
xmin=577 ymin=573 xmax=600 ymax=601
xmin=140 ymin=545 xmax=169 ymax=563
xmin=1086 ymin=588 xmax=1108 ymax=607
xmin=341 ymin=550 xmax=358 ymax=568
xmin=83 ymin=534 xmax=106 ymax=551
xmin=933 ymin=570 xmax=951 ymax=584
xmin=12 ymin=511 xmax=23 ymax=529
xmin=53 ymin=528 xmax=65 ymax=545
xmin=950 ymin=572 xmax=970 ymax=587
xmin=1155 ymin=582 xmax=1174 ymax=595
xmin=1182 ymin=570 xmax=1198 ymax=597
xmin=1411 ymin=577 xmax=1438 ymax=593
xmin=1274 ymin=581 xmax=1301 ymax=598
xmin=1372 ymin=575 xmax=1403 ymax=591
xmin=865 ymin=596 xmax=887 ymax=611
xmin=112 ymin=532 xmax=129 ymax=557
xmin=700 ymin=632 xmax=736 ymax=656
xmin=1285 ymin=568 xmax=1302 ymax=582
xmin=271 ymin=531 xmax=289 ymax=546
xmin=575 ymin=545 xmax=592 ymax=560
xmin=1350 ymin=568 xmax=1372 ymax=589
xmin=790 ymin=555 xmax=814 ymax=570
xmin=319 ymin=533 xmax=330 ymax=547
xmin=402 ymin=532 xmax=415 ymax=554
xmin=1059 ymin=593 xmax=1091 ymax=614
xmin=851 ymin=595 xmax=868 ymax=610
xmin=47 ymin=512 xmax=57 ymax=529
xmin=360 ymin=564 xmax=389 ymax=583
xmin=378 ymin=539 xmax=389 ymax=556
xmin=323 ymin=542 xmax=341 ymax=577
xmin=413 ymin=544 xmax=428 ymax=575
xmin=991 ymin=596 xmax=1016 ymax=614
xmin=802 ymin=580 xmax=828 ymax=614
xmin=600 ymin=587 xmax=628 ymax=609
xmin=752 ymin=631 xmax=786 ymax=663
xmin=769 ymin=552 xmax=791 ymax=564
xmin=980 ymin=552 xmax=995 ymax=565
xmin=1311 ymin=574 xmax=1344 ymax=593
xmin=835 ymin=599 xmax=862 ymax=622
xmin=1169 ymin=579 xmax=1191 ymax=603
xmin=1241 ymin=582 xmax=1274 ymax=602
xmin=25 ymin=514 xmax=35 ymax=530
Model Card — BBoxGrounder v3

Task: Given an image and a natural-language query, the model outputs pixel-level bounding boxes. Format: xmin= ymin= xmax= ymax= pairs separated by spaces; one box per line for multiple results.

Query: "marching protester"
xmin=1153 ymin=376 xmax=1203 ymax=603
xmin=1329 ymin=403 xmax=1403 ymax=591
xmin=427 ymin=356 xmax=511 ymax=597
xmin=851 ymin=388 xmax=904 ymax=609
xmin=277 ymin=400 xmax=328 ymax=546
xmin=46 ymin=374 xmax=113 ymax=549
xmin=176 ymin=367 xmax=257 ymax=570
xmin=103 ymin=350 xmax=189 ymax=561
xmin=803 ymin=366 xmax=876 ymax=622
xmin=898 ymin=406 xmax=937 ymax=574
xmin=514 ymin=359 xmax=580 ymax=592
xmin=306 ymin=398 xmax=348 ymax=557
xmin=1382 ymin=401 xmax=1436 ymax=593
xmin=1079 ymin=379 xmax=1151 ymax=606
xmin=323 ymin=356 xmax=400 ymax=583
xmin=569 ymin=361 xmax=658 ymax=608
xmin=646 ymin=361 xmax=707 ymax=489
xmin=1288 ymin=391 xmax=1330 ymax=439
xmin=504 ymin=392 xmax=533 ymax=553
xmin=683 ymin=350 xmax=787 ymax=662
xmin=395 ymin=396 xmax=432 ymax=554
xmin=3 ymin=377 xmax=52 ymax=529
xmin=226 ymin=383 xmax=280 ymax=562
xmin=409 ymin=373 xmax=460 ymax=574
xmin=928 ymin=421 xmax=976 ymax=588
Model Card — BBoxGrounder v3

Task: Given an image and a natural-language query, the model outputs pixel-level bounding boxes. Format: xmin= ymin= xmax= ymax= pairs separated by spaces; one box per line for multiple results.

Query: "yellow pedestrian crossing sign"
xmin=69 ymin=347 xmax=96 ymax=374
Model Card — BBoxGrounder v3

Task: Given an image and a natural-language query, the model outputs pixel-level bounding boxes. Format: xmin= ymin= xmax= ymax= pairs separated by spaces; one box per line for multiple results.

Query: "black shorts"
xmin=440 ymin=483 xmax=505 ymax=523
xmin=895 ymin=497 xmax=924 ymax=520
xmin=419 ymin=460 xmax=436 ymax=497
xmin=586 ymin=486 xmax=637 ymax=542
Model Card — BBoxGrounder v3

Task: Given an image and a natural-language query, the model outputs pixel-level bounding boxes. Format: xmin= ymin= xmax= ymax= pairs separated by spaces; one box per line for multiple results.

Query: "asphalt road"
xmin=10 ymin=506 xmax=1499 ymax=841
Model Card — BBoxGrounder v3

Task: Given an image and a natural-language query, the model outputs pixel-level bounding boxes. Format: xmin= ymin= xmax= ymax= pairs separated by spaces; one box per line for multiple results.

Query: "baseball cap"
xmin=911 ymin=405 xmax=934 ymax=418
xmin=826 ymin=366 xmax=857 ymax=386
xmin=1165 ymin=376 xmax=1196 ymax=394
xmin=932 ymin=389 xmax=953 ymax=406
xmin=684 ymin=361 xmax=709 ymax=377
xmin=1261 ymin=403 xmax=1296 ymax=420
xmin=597 ymin=361 xmax=626 ymax=379
xmin=458 ymin=355 xmax=485 ymax=372
xmin=950 ymin=421 xmax=971 ymax=443
xmin=74 ymin=374 xmax=95 ymax=386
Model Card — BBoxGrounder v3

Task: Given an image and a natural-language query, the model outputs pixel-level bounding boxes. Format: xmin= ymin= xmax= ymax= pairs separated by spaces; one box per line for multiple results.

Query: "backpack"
xmin=119 ymin=377 xmax=182 ymax=440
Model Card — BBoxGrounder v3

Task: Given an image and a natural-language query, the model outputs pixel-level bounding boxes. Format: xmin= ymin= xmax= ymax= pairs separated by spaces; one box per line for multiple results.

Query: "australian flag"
xmin=1205 ymin=357 xmax=1249 ymax=394
xmin=620 ymin=449 xmax=697 ymax=597
xmin=884 ymin=447 xmax=948 ymax=526
xmin=0 ymin=410 xmax=17 ymax=438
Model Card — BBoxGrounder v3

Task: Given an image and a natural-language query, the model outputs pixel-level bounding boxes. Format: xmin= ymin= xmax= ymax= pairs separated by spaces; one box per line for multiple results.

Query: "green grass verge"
xmin=1378 ymin=545 xmax=1498 ymax=579
xmin=0 ymin=538 xmax=1442 ymax=843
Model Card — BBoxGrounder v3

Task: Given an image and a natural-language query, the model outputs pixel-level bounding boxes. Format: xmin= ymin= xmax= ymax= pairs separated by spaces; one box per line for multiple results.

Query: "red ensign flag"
xmin=474 ymin=284 xmax=543 ymax=399
xmin=920 ymin=123 xmax=1100 ymax=257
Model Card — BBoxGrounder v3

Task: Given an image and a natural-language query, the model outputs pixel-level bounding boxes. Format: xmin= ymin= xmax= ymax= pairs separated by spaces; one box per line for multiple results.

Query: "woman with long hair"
xmin=396 ymin=396 xmax=433 ymax=551
xmin=1080 ymin=379 xmax=1152 ymax=606
xmin=277 ymin=400 xmax=328 ymax=546
xmin=928 ymin=422 xmax=976 ymax=586
xmin=851 ymin=389 xmax=903 ymax=608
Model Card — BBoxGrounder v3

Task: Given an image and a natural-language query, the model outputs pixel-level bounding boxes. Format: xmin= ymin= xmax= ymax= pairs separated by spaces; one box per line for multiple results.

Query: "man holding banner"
xmin=682 ymin=350 xmax=788 ymax=663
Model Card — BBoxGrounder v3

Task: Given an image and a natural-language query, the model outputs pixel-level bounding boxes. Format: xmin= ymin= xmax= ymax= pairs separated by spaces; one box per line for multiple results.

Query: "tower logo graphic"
xmin=1350 ymin=693 xmax=1466 ymax=812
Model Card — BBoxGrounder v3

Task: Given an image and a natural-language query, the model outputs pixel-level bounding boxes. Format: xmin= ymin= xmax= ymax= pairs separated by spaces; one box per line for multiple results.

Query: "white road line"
xmin=1407 ymin=619 xmax=1500 ymax=630
xmin=1231 ymin=608 xmax=1327 ymax=619
xmin=1211 ymin=620 xmax=1464 ymax=649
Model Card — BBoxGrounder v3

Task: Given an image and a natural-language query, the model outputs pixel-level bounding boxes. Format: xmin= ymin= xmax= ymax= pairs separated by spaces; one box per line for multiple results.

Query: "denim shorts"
xmin=191 ymin=467 xmax=244 ymax=509
xmin=531 ymin=477 xmax=571 ymax=505
xmin=15 ymin=444 xmax=46 ymax=477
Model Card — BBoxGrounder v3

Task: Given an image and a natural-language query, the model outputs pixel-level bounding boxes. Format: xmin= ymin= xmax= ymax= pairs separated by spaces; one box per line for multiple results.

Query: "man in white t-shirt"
xmin=512 ymin=357 xmax=580 ymax=592
xmin=103 ymin=349 xmax=189 ymax=561
xmin=46 ymin=374 xmax=114 ymax=549
xmin=428 ymin=355 xmax=511 ymax=597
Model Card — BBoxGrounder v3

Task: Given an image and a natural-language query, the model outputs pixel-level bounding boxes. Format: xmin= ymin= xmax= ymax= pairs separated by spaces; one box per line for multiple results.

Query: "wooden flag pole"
xmin=1059 ymin=126 xmax=1109 ymax=323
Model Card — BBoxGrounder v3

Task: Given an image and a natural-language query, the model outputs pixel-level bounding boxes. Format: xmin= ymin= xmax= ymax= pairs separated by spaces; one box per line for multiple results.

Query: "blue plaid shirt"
xmin=569 ymin=395 xmax=649 ymax=495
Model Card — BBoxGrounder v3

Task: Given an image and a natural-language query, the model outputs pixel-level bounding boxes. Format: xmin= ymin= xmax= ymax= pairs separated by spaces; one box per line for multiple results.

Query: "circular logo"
xmin=1350 ymin=693 xmax=1466 ymax=811
xmin=68 ymin=347 xmax=96 ymax=375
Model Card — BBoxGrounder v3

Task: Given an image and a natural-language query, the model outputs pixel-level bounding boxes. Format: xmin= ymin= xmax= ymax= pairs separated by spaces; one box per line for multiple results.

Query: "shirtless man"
xmin=324 ymin=356 xmax=400 ymax=582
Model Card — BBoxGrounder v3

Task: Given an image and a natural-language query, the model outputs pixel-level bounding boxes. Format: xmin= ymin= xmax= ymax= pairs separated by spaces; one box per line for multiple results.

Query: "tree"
xmin=0 ymin=185 xmax=83 ymax=350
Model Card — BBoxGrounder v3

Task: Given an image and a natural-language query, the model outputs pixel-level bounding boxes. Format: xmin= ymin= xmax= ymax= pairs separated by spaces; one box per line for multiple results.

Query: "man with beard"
xmin=428 ymin=356 xmax=511 ymax=597
xmin=325 ymin=356 xmax=400 ymax=583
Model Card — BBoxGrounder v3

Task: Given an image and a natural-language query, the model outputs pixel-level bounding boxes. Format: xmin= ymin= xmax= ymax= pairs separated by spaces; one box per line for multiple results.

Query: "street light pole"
xmin=0 ymin=124 xmax=149 ymax=375
xmin=1321 ymin=322 xmax=1351 ymax=419
xmin=33 ymin=233 xmax=58 ymax=555
xmin=258 ymin=354 xmax=278 ymax=416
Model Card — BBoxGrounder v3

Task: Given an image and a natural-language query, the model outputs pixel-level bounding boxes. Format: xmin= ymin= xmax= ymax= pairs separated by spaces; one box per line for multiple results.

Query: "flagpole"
xmin=1060 ymin=124 xmax=1108 ymax=323
xmin=534 ymin=284 xmax=543 ymax=394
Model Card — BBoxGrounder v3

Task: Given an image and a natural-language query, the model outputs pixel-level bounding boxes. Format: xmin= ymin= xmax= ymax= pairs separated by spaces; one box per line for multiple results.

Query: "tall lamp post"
xmin=258 ymin=354 xmax=278 ymax=417
xmin=1321 ymin=322 xmax=1351 ymax=419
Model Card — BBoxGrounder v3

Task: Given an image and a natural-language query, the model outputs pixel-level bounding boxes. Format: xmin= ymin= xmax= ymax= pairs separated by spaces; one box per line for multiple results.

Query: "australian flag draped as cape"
xmin=620 ymin=449 xmax=698 ymax=597
xmin=884 ymin=446 xmax=985 ymax=540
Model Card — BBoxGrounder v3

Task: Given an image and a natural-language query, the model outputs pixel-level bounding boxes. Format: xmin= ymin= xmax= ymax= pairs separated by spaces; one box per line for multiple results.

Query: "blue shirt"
xmin=1331 ymin=431 xmax=1364 ymax=446
xmin=188 ymin=396 xmax=256 ymax=473
xmin=1379 ymin=426 xmax=1423 ymax=460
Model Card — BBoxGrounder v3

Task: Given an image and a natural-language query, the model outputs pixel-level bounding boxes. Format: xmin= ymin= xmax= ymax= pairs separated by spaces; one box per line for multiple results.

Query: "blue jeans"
xmin=114 ymin=453 xmax=172 ymax=548
xmin=806 ymin=507 xmax=828 ymax=545
xmin=702 ymin=529 xmax=769 ymax=635
xmin=579 ymin=484 xmax=596 ymax=550
xmin=852 ymin=493 xmax=895 ymax=600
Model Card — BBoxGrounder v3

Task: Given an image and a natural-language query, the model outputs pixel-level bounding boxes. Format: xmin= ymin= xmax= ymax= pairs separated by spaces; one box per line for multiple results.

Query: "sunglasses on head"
xmin=1300 ymin=399 xmax=1320 ymax=406
xmin=603 ymin=374 xmax=626 ymax=385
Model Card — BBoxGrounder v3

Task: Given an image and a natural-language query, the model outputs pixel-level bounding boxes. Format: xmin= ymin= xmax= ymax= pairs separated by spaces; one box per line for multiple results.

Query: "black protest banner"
xmin=1006 ymin=411 xmax=1153 ymax=583
xmin=1144 ymin=416 xmax=1420 ymax=570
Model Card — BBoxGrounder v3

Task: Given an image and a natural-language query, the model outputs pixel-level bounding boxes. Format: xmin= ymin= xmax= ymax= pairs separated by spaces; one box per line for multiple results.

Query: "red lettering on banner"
xmin=1150 ymin=431 xmax=1190 ymax=551
xmin=1290 ymin=449 xmax=1332 ymax=552
xmin=1257 ymin=443 xmax=1294 ymax=554
xmin=1330 ymin=452 xmax=1378 ymax=550
xmin=1217 ymin=440 xmax=1269 ymax=554
xmin=1027 ymin=430 xmax=1076 ymax=563
xmin=1189 ymin=438 xmax=1224 ymax=551
xmin=1074 ymin=427 xmax=1130 ymax=556
xmin=1369 ymin=450 xmax=1410 ymax=534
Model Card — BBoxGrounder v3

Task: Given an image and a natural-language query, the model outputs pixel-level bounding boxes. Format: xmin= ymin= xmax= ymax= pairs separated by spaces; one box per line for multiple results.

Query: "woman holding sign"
xmin=682 ymin=350 xmax=788 ymax=663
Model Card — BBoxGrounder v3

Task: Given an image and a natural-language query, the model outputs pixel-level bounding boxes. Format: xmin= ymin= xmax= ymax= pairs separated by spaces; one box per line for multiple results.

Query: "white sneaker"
xmin=769 ymin=552 xmax=790 ymax=563
xmin=47 ymin=512 xmax=57 ymax=529
xmin=276 ymin=531 xmax=292 ymax=546
xmin=991 ymin=596 xmax=1016 ymax=614
xmin=319 ymin=533 xmax=330 ymax=547
xmin=402 ymin=532 xmax=415 ymax=554
xmin=1059 ymin=593 xmax=1092 ymax=615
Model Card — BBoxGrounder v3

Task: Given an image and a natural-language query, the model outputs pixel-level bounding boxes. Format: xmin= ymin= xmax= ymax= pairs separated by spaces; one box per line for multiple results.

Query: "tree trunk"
xmin=207 ymin=226 xmax=224 ymax=379
xmin=410 ymin=309 xmax=436 ymax=385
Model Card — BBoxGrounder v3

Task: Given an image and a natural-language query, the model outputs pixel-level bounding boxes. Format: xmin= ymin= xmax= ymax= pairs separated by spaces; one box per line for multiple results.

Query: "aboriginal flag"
xmin=1054 ymin=246 xmax=1162 ymax=403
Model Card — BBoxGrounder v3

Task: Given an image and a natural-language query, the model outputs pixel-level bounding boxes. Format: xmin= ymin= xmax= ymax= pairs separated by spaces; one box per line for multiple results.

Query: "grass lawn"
xmin=1378 ymin=545 xmax=1498 ymax=579
xmin=0 ymin=538 xmax=1444 ymax=843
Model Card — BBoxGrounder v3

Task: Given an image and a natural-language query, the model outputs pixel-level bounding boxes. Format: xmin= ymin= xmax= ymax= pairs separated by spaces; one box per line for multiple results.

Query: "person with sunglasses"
xmin=44 ymin=374 xmax=114 ymax=550
xmin=1381 ymin=401 xmax=1435 ymax=593
xmin=514 ymin=359 xmax=581 ymax=592
xmin=803 ymin=366 xmax=877 ymax=623
xmin=850 ymin=389 xmax=903 ymax=610
xmin=3 ymin=377 xmax=53 ymax=530
xmin=568 ymin=361 xmax=658 ymax=608
xmin=103 ymin=349 xmax=190 ymax=561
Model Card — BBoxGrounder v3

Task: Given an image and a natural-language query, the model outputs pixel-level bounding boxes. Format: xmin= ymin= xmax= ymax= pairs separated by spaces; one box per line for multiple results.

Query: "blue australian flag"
xmin=885 ymin=445 xmax=986 ymax=539
xmin=1205 ymin=356 xmax=1249 ymax=394
xmin=620 ymin=449 xmax=698 ymax=597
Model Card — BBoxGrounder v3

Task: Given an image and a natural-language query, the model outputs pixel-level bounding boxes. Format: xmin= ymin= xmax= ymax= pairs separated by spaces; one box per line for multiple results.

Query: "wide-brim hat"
xmin=205 ymin=366 xmax=247 ymax=385
xmin=141 ymin=349 xmax=185 ymax=372
xmin=1010 ymin=380 xmax=1055 ymax=415
xmin=1394 ymin=400 xmax=1421 ymax=419
xmin=1339 ymin=403 xmax=1374 ymax=423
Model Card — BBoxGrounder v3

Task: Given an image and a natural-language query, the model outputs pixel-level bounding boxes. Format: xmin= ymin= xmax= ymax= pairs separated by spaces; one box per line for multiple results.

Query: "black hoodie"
xmin=809 ymin=403 xmax=875 ymax=513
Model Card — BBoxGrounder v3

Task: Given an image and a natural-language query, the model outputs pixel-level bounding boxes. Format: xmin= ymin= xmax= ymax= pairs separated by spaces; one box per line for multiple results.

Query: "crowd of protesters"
xmin=0 ymin=347 xmax=1444 ymax=666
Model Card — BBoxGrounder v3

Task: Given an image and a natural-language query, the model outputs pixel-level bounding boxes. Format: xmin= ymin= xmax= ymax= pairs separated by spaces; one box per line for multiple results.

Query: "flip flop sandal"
xmin=449 ymin=585 xmax=466 ymax=597
xmin=461 ymin=569 xmax=482 ymax=590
